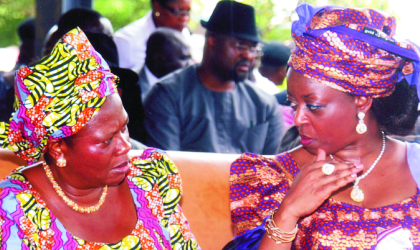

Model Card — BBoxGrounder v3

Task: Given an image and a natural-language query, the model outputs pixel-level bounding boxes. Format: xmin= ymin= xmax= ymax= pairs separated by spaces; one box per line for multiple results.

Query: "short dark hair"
xmin=261 ymin=42 xmax=291 ymax=68
xmin=57 ymin=8 xmax=103 ymax=37
xmin=151 ymin=0 xmax=176 ymax=7
xmin=372 ymin=79 xmax=419 ymax=136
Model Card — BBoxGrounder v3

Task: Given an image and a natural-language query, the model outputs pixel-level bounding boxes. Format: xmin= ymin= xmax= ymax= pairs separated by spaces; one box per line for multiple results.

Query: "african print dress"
xmin=225 ymin=152 xmax=420 ymax=250
xmin=0 ymin=148 xmax=200 ymax=250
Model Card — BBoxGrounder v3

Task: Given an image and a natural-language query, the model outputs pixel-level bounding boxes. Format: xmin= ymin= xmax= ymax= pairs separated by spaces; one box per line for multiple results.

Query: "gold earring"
xmin=155 ymin=11 xmax=160 ymax=17
xmin=57 ymin=156 xmax=66 ymax=168
xmin=356 ymin=111 xmax=367 ymax=134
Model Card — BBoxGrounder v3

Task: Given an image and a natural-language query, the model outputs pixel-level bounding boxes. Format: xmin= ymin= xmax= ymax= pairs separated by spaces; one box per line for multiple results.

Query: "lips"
xmin=112 ymin=161 xmax=130 ymax=174
xmin=236 ymin=64 xmax=250 ymax=71
xmin=235 ymin=59 xmax=251 ymax=72
xmin=300 ymin=135 xmax=313 ymax=146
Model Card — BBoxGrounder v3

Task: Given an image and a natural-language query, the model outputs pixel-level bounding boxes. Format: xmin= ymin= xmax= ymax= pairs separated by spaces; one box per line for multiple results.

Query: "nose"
xmin=241 ymin=50 xmax=256 ymax=62
xmin=116 ymin=130 xmax=131 ymax=156
xmin=178 ymin=13 xmax=190 ymax=22
xmin=293 ymin=105 xmax=308 ymax=127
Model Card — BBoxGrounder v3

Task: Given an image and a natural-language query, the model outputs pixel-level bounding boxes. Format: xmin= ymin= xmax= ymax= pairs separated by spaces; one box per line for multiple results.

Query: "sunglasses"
xmin=161 ymin=3 xmax=191 ymax=18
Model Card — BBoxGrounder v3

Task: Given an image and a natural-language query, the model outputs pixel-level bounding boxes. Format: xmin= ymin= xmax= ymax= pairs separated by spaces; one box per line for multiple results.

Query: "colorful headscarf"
xmin=0 ymin=27 xmax=118 ymax=164
xmin=289 ymin=4 xmax=420 ymax=98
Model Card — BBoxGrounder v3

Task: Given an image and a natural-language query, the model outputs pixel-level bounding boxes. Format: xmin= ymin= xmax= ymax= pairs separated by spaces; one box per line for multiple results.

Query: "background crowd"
xmin=1 ymin=0 xmax=420 ymax=154
xmin=1 ymin=0 xmax=420 ymax=249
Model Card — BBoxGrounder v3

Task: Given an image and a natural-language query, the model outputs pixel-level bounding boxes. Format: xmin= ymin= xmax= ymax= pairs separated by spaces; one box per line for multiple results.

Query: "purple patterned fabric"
xmin=289 ymin=4 xmax=420 ymax=99
xmin=227 ymin=152 xmax=420 ymax=249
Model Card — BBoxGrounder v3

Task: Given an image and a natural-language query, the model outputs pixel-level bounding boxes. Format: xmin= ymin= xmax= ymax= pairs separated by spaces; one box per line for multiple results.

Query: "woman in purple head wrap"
xmin=224 ymin=4 xmax=420 ymax=250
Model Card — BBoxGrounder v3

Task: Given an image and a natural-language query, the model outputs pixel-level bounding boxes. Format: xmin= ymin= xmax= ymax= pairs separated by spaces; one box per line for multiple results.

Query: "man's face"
xmin=210 ymin=35 xmax=260 ymax=82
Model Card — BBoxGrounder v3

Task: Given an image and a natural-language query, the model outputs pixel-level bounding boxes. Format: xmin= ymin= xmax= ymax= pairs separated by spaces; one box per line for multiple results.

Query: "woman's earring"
xmin=57 ymin=156 xmax=66 ymax=168
xmin=356 ymin=111 xmax=367 ymax=134
xmin=155 ymin=11 xmax=160 ymax=17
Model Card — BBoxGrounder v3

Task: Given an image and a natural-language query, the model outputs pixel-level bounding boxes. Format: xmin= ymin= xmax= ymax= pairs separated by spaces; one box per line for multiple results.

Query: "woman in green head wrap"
xmin=0 ymin=28 xmax=200 ymax=249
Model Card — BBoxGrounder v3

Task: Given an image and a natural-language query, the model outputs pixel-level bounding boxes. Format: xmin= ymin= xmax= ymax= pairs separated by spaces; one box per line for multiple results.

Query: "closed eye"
xmin=289 ymin=101 xmax=297 ymax=110
xmin=306 ymin=104 xmax=322 ymax=111
xmin=102 ymin=137 xmax=113 ymax=144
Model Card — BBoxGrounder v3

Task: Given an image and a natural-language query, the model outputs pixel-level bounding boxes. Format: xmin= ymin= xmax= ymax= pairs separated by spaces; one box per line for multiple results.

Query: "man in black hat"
xmin=144 ymin=0 xmax=283 ymax=154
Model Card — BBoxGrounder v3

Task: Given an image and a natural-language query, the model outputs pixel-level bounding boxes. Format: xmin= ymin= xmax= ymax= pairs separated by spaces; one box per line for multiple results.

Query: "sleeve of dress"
xmin=0 ymin=187 xmax=26 ymax=249
xmin=229 ymin=152 xmax=293 ymax=237
xmin=130 ymin=148 xmax=200 ymax=250
xmin=143 ymin=83 xmax=181 ymax=151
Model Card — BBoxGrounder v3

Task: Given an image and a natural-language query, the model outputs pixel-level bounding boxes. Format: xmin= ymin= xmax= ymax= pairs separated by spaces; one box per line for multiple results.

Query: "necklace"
xmin=330 ymin=131 xmax=386 ymax=202
xmin=43 ymin=162 xmax=108 ymax=213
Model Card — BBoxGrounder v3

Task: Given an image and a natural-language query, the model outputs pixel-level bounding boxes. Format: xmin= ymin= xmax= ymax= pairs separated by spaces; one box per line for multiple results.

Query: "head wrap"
xmin=0 ymin=27 xmax=118 ymax=164
xmin=289 ymin=4 xmax=420 ymax=98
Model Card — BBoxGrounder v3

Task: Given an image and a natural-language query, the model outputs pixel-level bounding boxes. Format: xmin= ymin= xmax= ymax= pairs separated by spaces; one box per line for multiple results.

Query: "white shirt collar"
xmin=144 ymin=65 xmax=159 ymax=87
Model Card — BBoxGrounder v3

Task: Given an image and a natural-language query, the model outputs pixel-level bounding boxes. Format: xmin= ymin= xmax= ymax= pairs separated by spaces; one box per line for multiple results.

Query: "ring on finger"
xmin=322 ymin=163 xmax=335 ymax=175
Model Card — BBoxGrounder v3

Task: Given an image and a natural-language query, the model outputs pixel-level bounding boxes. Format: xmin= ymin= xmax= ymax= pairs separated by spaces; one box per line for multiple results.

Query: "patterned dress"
xmin=0 ymin=148 xmax=200 ymax=250
xmin=228 ymin=152 xmax=420 ymax=249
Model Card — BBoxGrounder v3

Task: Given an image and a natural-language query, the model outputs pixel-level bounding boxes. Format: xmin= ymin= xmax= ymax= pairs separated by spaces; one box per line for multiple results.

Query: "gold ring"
xmin=322 ymin=163 xmax=335 ymax=175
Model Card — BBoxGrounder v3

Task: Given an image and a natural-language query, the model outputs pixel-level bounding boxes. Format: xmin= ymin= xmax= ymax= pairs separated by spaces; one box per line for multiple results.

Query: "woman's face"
xmin=61 ymin=94 xmax=131 ymax=188
xmin=154 ymin=0 xmax=191 ymax=32
xmin=287 ymin=69 xmax=360 ymax=155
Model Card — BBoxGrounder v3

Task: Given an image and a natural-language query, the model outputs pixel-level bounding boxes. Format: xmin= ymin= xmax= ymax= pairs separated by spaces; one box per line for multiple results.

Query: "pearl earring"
xmin=57 ymin=156 xmax=66 ymax=168
xmin=155 ymin=11 xmax=160 ymax=17
xmin=356 ymin=111 xmax=367 ymax=134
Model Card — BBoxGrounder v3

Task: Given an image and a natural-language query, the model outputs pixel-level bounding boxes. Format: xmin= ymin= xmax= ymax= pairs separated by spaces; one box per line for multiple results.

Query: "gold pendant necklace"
xmin=331 ymin=131 xmax=386 ymax=202
xmin=43 ymin=162 xmax=108 ymax=213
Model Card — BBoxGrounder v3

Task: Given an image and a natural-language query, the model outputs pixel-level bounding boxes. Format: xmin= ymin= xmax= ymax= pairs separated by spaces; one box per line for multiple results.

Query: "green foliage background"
xmin=0 ymin=0 xmax=36 ymax=47
xmin=0 ymin=0 xmax=392 ymax=48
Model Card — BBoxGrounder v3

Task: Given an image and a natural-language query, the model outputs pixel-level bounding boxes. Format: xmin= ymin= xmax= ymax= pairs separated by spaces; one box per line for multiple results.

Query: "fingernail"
xmin=351 ymin=173 xmax=357 ymax=178
xmin=355 ymin=164 xmax=363 ymax=169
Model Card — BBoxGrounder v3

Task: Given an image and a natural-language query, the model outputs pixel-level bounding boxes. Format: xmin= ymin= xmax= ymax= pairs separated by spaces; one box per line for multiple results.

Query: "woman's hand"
xmin=258 ymin=149 xmax=363 ymax=249
xmin=278 ymin=149 xmax=363 ymax=222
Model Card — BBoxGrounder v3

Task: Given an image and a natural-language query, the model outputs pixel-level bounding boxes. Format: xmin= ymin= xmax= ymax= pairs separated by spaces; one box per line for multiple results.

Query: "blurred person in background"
xmin=14 ymin=18 xmax=36 ymax=70
xmin=144 ymin=1 xmax=283 ymax=154
xmin=257 ymin=42 xmax=292 ymax=105
xmin=43 ymin=8 xmax=114 ymax=56
xmin=0 ymin=71 xmax=14 ymax=122
xmin=114 ymin=0 xmax=192 ymax=73
xmin=139 ymin=27 xmax=193 ymax=101
xmin=254 ymin=41 xmax=294 ymax=131
xmin=0 ymin=18 xmax=37 ymax=122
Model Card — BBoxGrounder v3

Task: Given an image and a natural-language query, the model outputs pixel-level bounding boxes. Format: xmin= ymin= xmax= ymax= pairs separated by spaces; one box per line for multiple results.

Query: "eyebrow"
xmin=303 ymin=93 xmax=315 ymax=98
xmin=286 ymin=92 xmax=315 ymax=99
xmin=97 ymin=116 xmax=130 ymax=139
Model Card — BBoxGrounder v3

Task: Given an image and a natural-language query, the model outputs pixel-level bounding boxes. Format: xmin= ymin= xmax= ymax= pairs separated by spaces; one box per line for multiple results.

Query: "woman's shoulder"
xmin=231 ymin=151 xmax=298 ymax=179
xmin=128 ymin=147 xmax=182 ymax=193
xmin=129 ymin=147 xmax=179 ymax=173
xmin=0 ymin=167 xmax=30 ymax=191
xmin=230 ymin=152 xmax=298 ymax=236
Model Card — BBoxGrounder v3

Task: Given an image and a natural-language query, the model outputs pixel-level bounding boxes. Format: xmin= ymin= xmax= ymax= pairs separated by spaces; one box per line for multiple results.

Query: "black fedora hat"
xmin=200 ymin=0 xmax=261 ymax=43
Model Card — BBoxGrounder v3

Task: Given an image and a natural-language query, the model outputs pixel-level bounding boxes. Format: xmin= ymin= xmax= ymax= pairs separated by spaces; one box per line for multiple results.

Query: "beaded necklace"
xmin=330 ymin=131 xmax=386 ymax=202
xmin=43 ymin=162 xmax=108 ymax=213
